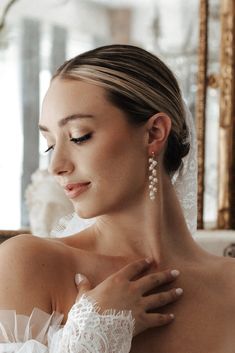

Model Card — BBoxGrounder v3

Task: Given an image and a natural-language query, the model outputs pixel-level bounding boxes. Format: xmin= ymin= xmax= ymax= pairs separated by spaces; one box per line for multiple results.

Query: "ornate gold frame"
xmin=218 ymin=0 xmax=235 ymax=229
xmin=196 ymin=0 xmax=208 ymax=229
xmin=197 ymin=0 xmax=235 ymax=229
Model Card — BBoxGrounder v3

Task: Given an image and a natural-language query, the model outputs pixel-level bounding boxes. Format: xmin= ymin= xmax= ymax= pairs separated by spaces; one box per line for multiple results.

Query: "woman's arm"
xmin=0 ymin=237 xmax=182 ymax=353
xmin=75 ymin=258 xmax=182 ymax=336
xmin=50 ymin=259 xmax=182 ymax=353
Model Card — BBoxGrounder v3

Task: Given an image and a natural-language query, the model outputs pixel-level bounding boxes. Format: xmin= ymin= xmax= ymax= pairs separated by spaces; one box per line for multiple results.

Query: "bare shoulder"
xmin=0 ymin=233 xmax=53 ymax=272
xmin=0 ymin=234 xmax=77 ymax=319
xmin=211 ymin=256 xmax=235 ymax=306
xmin=219 ymin=256 xmax=235 ymax=285
xmin=205 ymin=254 xmax=235 ymax=282
xmin=216 ymin=255 xmax=235 ymax=276
xmin=0 ymin=233 xmax=69 ymax=270
xmin=215 ymin=257 xmax=235 ymax=324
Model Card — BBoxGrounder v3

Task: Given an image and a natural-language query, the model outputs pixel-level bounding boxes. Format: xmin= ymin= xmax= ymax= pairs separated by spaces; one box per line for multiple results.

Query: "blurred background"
xmin=0 ymin=0 xmax=224 ymax=235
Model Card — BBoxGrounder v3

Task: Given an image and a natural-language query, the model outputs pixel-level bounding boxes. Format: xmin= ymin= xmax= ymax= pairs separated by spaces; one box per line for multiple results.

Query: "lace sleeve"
xmin=49 ymin=294 xmax=135 ymax=353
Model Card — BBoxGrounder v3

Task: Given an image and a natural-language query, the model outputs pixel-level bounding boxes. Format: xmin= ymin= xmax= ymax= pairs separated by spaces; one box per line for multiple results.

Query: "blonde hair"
xmin=53 ymin=44 xmax=190 ymax=175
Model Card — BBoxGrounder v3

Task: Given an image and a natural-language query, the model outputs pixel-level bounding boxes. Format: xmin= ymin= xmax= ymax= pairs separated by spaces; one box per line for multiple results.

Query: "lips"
xmin=64 ymin=182 xmax=91 ymax=199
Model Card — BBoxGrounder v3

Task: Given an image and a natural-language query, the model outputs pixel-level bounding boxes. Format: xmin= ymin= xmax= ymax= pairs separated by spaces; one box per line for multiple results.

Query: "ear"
xmin=146 ymin=113 xmax=172 ymax=155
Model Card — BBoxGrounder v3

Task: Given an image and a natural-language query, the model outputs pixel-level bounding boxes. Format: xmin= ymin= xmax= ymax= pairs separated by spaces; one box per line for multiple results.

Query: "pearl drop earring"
xmin=149 ymin=152 xmax=158 ymax=201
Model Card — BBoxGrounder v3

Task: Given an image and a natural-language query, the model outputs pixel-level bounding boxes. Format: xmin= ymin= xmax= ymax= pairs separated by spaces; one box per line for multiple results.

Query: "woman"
xmin=0 ymin=45 xmax=183 ymax=352
xmin=1 ymin=44 xmax=235 ymax=352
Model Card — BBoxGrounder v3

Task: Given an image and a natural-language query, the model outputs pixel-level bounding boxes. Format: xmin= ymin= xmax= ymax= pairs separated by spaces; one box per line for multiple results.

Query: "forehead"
xmin=40 ymin=78 xmax=111 ymax=124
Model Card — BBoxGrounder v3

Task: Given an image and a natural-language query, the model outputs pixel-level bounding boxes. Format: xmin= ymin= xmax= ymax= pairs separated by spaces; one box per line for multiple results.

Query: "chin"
xmin=72 ymin=187 xmax=130 ymax=219
xmin=74 ymin=207 xmax=94 ymax=219
xmin=72 ymin=194 xmax=117 ymax=220
xmin=73 ymin=201 xmax=102 ymax=219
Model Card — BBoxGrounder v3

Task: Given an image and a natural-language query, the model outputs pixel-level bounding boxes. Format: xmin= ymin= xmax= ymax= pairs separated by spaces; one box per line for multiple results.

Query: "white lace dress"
xmin=0 ymin=294 xmax=134 ymax=353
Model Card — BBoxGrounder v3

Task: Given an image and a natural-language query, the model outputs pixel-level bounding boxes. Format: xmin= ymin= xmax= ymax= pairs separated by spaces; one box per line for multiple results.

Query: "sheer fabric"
xmin=0 ymin=295 xmax=134 ymax=353
xmin=171 ymin=102 xmax=198 ymax=236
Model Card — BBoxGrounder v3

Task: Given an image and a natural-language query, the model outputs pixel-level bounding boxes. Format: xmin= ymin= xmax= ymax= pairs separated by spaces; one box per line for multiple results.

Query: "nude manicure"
xmin=75 ymin=273 xmax=86 ymax=285
xmin=175 ymin=288 xmax=183 ymax=295
xmin=75 ymin=274 xmax=82 ymax=285
xmin=171 ymin=269 xmax=180 ymax=277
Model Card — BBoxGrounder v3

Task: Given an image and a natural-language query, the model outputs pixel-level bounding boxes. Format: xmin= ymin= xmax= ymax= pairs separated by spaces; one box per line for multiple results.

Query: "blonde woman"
xmin=1 ymin=44 xmax=234 ymax=352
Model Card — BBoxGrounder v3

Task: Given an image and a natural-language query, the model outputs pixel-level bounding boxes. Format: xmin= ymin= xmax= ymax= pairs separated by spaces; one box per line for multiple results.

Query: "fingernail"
xmin=169 ymin=313 xmax=175 ymax=319
xmin=75 ymin=274 xmax=81 ymax=285
xmin=75 ymin=273 xmax=86 ymax=285
xmin=175 ymin=288 xmax=183 ymax=295
xmin=145 ymin=257 xmax=153 ymax=264
xmin=171 ymin=269 xmax=180 ymax=277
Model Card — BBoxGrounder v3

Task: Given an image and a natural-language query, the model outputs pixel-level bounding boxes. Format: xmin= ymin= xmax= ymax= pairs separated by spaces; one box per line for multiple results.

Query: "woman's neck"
xmin=90 ymin=173 xmax=205 ymax=269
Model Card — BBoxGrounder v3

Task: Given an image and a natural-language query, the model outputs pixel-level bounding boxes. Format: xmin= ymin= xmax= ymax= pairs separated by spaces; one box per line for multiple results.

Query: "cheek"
xmin=72 ymin=138 xmax=148 ymax=218
xmin=90 ymin=136 xmax=147 ymax=195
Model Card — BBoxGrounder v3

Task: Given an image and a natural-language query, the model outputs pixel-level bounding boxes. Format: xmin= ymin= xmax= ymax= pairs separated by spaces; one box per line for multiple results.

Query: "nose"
xmin=48 ymin=144 xmax=74 ymax=176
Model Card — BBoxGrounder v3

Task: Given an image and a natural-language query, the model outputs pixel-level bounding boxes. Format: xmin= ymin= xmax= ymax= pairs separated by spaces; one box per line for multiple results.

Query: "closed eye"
xmin=70 ymin=133 xmax=92 ymax=144
xmin=44 ymin=145 xmax=54 ymax=153
xmin=44 ymin=133 xmax=92 ymax=153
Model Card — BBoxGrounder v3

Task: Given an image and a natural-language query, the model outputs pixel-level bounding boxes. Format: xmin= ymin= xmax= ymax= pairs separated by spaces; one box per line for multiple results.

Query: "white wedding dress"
xmin=0 ymin=101 xmax=197 ymax=353
xmin=0 ymin=294 xmax=134 ymax=352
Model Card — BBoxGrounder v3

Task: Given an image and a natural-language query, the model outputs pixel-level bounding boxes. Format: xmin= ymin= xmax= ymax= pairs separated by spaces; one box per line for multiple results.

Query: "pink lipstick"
xmin=64 ymin=182 xmax=91 ymax=199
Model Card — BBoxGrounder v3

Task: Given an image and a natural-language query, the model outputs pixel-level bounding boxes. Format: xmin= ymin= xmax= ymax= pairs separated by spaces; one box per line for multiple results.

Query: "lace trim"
xmin=54 ymin=294 xmax=135 ymax=353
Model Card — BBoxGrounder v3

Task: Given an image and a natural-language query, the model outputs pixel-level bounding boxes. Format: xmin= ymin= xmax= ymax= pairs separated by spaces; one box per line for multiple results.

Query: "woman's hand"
xmin=75 ymin=258 xmax=183 ymax=336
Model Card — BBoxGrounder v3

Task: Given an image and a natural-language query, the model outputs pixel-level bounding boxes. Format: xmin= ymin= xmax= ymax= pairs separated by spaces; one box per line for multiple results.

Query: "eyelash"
xmin=44 ymin=133 xmax=92 ymax=153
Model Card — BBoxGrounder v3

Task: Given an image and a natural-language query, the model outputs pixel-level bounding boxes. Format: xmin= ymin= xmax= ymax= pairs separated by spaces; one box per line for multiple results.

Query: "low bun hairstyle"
xmin=53 ymin=44 xmax=190 ymax=176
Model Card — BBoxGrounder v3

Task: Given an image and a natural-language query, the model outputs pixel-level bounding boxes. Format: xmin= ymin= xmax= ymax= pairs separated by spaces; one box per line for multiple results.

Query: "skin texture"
xmin=40 ymin=78 xmax=154 ymax=221
xmin=39 ymin=78 xmax=235 ymax=352
xmin=0 ymin=77 xmax=235 ymax=352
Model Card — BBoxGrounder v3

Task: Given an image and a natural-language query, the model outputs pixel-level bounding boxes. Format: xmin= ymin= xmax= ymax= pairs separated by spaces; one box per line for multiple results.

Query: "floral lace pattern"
xmin=0 ymin=295 xmax=134 ymax=352
xmin=50 ymin=294 xmax=134 ymax=353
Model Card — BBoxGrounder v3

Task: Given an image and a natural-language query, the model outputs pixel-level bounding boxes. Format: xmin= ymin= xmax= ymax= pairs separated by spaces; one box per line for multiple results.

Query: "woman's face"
xmin=39 ymin=78 xmax=148 ymax=218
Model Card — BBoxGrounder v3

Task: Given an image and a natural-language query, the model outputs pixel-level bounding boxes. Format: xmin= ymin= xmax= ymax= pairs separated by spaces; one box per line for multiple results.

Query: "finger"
xmin=143 ymin=288 xmax=183 ymax=311
xmin=143 ymin=312 xmax=175 ymax=329
xmin=136 ymin=269 xmax=180 ymax=294
xmin=115 ymin=258 xmax=153 ymax=281
xmin=75 ymin=274 xmax=92 ymax=301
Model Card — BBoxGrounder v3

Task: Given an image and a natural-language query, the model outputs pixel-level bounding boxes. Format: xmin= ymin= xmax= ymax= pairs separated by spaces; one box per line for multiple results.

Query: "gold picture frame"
xmin=196 ymin=0 xmax=235 ymax=229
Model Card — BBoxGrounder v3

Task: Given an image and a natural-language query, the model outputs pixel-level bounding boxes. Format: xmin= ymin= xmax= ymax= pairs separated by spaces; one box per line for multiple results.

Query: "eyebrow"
xmin=38 ymin=114 xmax=94 ymax=132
